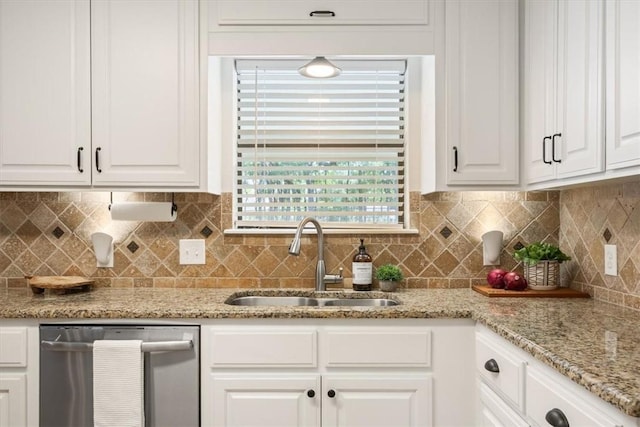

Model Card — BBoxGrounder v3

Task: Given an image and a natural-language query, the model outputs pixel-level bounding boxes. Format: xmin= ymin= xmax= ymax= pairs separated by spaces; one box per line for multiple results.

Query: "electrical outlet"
xmin=604 ymin=244 xmax=617 ymax=276
xmin=179 ymin=239 xmax=206 ymax=265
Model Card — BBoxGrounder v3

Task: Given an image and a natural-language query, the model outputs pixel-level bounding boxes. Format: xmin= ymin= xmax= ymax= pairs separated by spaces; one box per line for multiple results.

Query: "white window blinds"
xmin=234 ymin=59 xmax=406 ymax=229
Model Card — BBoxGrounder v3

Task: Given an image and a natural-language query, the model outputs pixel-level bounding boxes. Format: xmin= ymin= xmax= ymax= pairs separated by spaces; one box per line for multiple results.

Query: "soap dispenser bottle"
xmin=352 ymin=239 xmax=373 ymax=291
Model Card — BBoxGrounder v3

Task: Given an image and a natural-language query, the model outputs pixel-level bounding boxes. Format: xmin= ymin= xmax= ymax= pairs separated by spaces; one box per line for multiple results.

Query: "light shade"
xmin=91 ymin=232 xmax=114 ymax=268
xmin=298 ymin=56 xmax=341 ymax=78
xmin=482 ymin=230 xmax=503 ymax=266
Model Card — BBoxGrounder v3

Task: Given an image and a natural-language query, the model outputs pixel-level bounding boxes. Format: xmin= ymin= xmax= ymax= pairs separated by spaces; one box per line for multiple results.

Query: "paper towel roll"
xmin=110 ymin=202 xmax=177 ymax=222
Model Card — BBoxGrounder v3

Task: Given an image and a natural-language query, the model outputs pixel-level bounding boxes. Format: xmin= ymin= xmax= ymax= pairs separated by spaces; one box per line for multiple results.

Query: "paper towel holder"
xmin=91 ymin=232 xmax=114 ymax=268
xmin=107 ymin=192 xmax=178 ymax=216
xmin=482 ymin=230 xmax=503 ymax=266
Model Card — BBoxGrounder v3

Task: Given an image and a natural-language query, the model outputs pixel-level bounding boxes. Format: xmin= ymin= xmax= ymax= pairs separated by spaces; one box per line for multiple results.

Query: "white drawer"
xmin=214 ymin=0 xmax=430 ymax=26
xmin=0 ymin=327 xmax=28 ymax=367
xmin=208 ymin=328 xmax=317 ymax=368
xmin=321 ymin=327 xmax=431 ymax=367
xmin=475 ymin=332 xmax=525 ymax=410
xmin=479 ymin=382 xmax=528 ymax=427
xmin=526 ymin=365 xmax=621 ymax=427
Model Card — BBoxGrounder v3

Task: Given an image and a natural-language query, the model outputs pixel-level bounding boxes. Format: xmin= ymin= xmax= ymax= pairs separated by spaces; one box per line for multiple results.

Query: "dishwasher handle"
xmin=41 ymin=340 xmax=193 ymax=353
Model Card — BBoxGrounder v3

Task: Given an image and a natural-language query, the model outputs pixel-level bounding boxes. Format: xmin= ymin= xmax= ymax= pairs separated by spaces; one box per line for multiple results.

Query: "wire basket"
xmin=524 ymin=260 xmax=559 ymax=290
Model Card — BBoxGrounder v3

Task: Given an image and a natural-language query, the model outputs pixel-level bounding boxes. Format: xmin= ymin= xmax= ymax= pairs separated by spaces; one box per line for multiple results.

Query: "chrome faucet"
xmin=288 ymin=217 xmax=343 ymax=291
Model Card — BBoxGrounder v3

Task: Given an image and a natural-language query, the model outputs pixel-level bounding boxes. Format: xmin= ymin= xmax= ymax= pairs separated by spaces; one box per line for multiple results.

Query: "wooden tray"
xmin=472 ymin=284 xmax=590 ymax=298
xmin=26 ymin=276 xmax=94 ymax=295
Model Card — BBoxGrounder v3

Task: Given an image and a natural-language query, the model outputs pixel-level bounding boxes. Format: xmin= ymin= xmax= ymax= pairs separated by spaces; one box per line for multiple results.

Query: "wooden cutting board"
xmin=472 ymin=284 xmax=590 ymax=298
xmin=26 ymin=276 xmax=94 ymax=294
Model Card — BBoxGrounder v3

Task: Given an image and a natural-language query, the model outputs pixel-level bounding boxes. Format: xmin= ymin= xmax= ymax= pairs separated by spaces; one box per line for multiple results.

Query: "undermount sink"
xmin=321 ymin=298 xmax=398 ymax=307
xmin=226 ymin=295 xmax=399 ymax=307
xmin=226 ymin=296 xmax=319 ymax=307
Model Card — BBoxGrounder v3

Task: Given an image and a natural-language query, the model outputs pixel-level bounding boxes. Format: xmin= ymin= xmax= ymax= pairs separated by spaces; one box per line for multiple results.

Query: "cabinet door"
xmin=210 ymin=375 xmax=320 ymax=427
xmin=555 ymin=0 xmax=604 ymax=179
xmin=91 ymin=0 xmax=199 ymax=187
xmin=606 ymin=0 xmax=640 ymax=170
xmin=523 ymin=0 xmax=557 ymax=184
xmin=0 ymin=0 xmax=91 ymax=186
xmin=322 ymin=376 xmax=432 ymax=427
xmin=478 ymin=383 xmax=528 ymax=427
xmin=0 ymin=374 xmax=27 ymax=427
xmin=445 ymin=0 xmax=519 ymax=185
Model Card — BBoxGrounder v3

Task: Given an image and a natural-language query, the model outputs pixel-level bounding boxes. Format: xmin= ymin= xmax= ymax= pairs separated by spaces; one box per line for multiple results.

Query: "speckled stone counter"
xmin=1 ymin=287 xmax=639 ymax=417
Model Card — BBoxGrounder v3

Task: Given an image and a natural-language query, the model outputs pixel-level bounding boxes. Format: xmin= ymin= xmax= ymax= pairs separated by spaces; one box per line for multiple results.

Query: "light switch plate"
xmin=179 ymin=239 xmax=206 ymax=265
xmin=604 ymin=244 xmax=617 ymax=276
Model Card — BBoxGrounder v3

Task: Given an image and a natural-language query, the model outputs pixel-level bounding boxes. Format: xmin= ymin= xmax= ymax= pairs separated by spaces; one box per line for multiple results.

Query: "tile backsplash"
xmin=0 ymin=190 xmax=559 ymax=290
xmin=560 ymin=178 xmax=640 ymax=311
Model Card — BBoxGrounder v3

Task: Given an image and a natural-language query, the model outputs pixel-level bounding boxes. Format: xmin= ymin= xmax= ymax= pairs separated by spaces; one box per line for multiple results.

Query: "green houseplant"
xmin=513 ymin=242 xmax=571 ymax=290
xmin=375 ymin=264 xmax=404 ymax=292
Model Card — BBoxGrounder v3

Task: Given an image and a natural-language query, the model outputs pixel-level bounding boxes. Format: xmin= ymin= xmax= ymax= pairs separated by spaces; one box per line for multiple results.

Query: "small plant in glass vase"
xmin=513 ymin=242 xmax=571 ymax=290
xmin=375 ymin=264 xmax=404 ymax=292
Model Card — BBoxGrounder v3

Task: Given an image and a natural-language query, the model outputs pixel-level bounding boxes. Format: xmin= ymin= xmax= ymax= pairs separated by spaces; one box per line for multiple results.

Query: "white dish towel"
xmin=93 ymin=340 xmax=144 ymax=427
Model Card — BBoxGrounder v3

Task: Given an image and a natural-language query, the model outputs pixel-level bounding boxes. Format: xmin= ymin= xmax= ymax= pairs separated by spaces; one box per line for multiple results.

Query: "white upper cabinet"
xmin=0 ymin=0 xmax=91 ymax=186
xmin=606 ymin=0 xmax=640 ymax=170
xmin=91 ymin=0 xmax=200 ymax=187
xmin=214 ymin=0 xmax=431 ymax=26
xmin=443 ymin=0 xmax=519 ymax=186
xmin=0 ymin=0 xmax=200 ymax=189
xmin=523 ymin=0 xmax=604 ymax=185
xmin=206 ymin=0 xmax=435 ymax=55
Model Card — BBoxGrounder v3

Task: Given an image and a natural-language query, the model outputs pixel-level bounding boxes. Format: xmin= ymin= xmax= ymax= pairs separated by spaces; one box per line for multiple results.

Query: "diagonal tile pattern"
xmin=560 ymin=178 xmax=640 ymax=310
xmin=0 ymin=190 xmax=564 ymax=295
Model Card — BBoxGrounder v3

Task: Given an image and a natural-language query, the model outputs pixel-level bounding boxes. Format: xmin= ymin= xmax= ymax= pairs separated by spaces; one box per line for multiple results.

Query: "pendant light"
xmin=298 ymin=56 xmax=341 ymax=78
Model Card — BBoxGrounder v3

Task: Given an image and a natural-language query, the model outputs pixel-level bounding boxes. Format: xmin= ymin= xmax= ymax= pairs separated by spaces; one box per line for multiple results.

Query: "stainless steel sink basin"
xmin=321 ymin=298 xmax=398 ymax=307
xmin=226 ymin=295 xmax=399 ymax=307
xmin=226 ymin=296 xmax=319 ymax=307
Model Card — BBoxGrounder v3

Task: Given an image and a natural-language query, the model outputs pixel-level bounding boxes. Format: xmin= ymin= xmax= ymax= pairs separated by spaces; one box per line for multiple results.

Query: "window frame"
xmin=215 ymin=57 xmax=428 ymax=235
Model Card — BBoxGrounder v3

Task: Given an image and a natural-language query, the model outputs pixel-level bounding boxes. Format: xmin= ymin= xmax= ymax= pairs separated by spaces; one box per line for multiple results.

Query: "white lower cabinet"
xmin=211 ymin=375 xmax=320 ymax=427
xmin=322 ymin=376 xmax=431 ymax=427
xmin=478 ymin=382 xmax=528 ymax=427
xmin=0 ymin=374 xmax=27 ymax=427
xmin=202 ymin=320 xmax=474 ymax=427
xmin=0 ymin=323 xmax=38 ymax=427
xmin=526 ymin=364 xmax=621 ymax=427
xmin=476 ymin=324 xmax=639 ymax=427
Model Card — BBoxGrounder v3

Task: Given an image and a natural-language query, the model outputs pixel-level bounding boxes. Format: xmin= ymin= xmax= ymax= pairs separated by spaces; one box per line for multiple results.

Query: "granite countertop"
xmin=1 ymin=287 xmax=639 ymax=417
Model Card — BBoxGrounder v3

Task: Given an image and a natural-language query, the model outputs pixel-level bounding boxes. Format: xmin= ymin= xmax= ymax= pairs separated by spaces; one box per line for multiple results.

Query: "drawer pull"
xmin=545 ymin=408 xmax=569 ymax=427
xmin=484 ymin=358 xmax=500 ymax=373
xmin=309 ymin=10 xmax=336 ymax=17
xmin=307 ymin=389 xmax=315 ymax=398
xmin=327 ymin=389 xmax=336 ymax=398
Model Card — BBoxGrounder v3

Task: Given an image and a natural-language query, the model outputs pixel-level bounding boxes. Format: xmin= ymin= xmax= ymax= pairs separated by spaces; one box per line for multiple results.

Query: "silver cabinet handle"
xmin=41 ymin=340 xmax=193 ymax=352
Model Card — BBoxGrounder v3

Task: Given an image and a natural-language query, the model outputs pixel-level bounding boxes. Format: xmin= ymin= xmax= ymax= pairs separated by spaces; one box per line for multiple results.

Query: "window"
xmin=234 ymin=59 xmax=406 ymax=230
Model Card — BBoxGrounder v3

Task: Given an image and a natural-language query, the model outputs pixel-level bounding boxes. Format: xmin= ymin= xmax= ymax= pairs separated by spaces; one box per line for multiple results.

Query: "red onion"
xmin=487 ymin=269 xmax=508 ymax=288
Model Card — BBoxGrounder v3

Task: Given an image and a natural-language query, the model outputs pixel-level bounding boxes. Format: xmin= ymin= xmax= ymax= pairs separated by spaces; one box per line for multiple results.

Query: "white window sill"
xmin=223 ymin=228 xmax=420 ymax=236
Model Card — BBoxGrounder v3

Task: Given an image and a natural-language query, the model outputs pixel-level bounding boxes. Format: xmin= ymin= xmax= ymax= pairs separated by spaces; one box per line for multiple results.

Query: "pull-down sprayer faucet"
xmin=288 ymin=217 xmax=343 ymax=291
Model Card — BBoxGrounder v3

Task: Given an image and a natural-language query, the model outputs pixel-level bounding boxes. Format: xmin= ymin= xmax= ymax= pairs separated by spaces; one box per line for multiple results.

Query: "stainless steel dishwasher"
xmin=39 ymin=324 xmax=200 ymax=427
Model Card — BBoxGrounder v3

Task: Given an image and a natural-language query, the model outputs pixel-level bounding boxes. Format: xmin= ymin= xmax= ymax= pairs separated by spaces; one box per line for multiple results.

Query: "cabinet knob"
xmin=545 ymin=408 xmax=569 ymax=427
xmin=327 ymin=389 xmax=336 ymax=398
xmin=307 ymin=389 xmax=315 ymax=398
xmin=484 ymin=358 xmax=500 ymax=373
